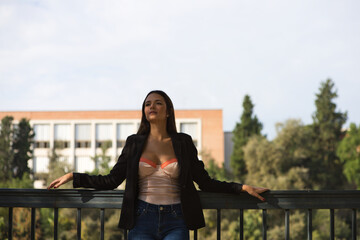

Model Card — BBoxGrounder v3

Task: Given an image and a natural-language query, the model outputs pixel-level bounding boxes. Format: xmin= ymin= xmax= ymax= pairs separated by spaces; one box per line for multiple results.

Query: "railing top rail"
xmin=1 ymin=189 xmax=360 ymax=209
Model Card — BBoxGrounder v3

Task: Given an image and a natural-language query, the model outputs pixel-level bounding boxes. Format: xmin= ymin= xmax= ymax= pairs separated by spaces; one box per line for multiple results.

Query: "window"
xmin=117 ymin=123 xmax=135 ymax=148
xmin=96 ymin=124 xmax=112 ymax=148
xmin=180 ymin=122 xmax=199 ymax=147
xmin=75 ymin=156 xmax=94 ymax=172
xmin=54 ymin=124 xmax=71 ymax=149
xmin=33 ymin=124 xmax=50 ymax=148
xmin=33 ymin=157 xmax=49 ymax=173
xmin=75 ymin=124 xmax=91 ymax=148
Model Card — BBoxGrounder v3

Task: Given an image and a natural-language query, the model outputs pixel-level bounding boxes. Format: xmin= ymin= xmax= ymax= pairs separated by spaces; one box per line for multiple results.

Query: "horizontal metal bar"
xmin=1 ymin=189 xmax=360 ymax=210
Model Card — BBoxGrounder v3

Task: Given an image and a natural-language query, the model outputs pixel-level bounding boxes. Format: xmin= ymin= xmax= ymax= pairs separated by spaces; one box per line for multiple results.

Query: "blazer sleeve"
xmin=72 ymin=135 xmax=133 ymax=190
xmin=186 ymin=134 xmax=243 ymax=194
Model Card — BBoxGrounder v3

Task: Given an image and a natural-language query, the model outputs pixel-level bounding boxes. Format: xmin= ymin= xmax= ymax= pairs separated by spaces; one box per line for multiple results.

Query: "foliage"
xmin=0 ymin=116 xmax=14 ymax=181
xmin=203 ymin=149 xmax=231 ymax=181
xmin=40 ymin=145 xmax=74 ymax=189
xmin=231 ymin=95 xmax=263 ymax=182
xmin=310 ymin=79 xmax=347 ymax=189
xmin=312 ymin=209 xmax=351 ymax=240
xmin=337 ymin=123 xmax=360 ymax=189
xmin=12 ymin=118 xmax=34 ymax=179
xmin=89 ymin=140 xmax=112 ymax=175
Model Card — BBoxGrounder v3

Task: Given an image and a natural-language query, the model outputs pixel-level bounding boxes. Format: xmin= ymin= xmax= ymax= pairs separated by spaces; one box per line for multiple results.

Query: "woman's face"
xmin=144 ymin=93 xmax=168 ymax=123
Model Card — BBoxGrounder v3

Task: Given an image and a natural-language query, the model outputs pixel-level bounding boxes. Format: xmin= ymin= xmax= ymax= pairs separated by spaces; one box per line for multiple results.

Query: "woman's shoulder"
xmin=126 ymin=134 xmax=147 ymax=143
xmin=171 ymin=132 xmax=193 ymax=142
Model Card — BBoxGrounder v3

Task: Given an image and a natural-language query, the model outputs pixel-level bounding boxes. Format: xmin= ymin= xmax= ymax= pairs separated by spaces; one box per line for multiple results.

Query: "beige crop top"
xmin=138 ymin=157 xmax=181 ymax=205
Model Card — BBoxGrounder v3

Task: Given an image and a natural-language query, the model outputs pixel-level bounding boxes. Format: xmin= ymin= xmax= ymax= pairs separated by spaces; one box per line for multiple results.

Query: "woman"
xmin=48 ymin=90 xmax=268 ymax=240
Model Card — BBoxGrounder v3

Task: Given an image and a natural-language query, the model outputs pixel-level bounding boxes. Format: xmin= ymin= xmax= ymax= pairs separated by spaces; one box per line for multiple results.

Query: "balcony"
xmin=0 ymin=189 xmax=359 ymax=240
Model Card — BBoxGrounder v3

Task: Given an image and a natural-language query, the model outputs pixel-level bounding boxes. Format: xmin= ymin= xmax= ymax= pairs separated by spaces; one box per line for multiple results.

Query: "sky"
xmin=0 ymin=0 xmax=359 ymax=139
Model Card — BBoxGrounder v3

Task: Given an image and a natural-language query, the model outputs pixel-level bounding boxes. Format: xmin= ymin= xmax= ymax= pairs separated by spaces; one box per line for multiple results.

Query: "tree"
xmin=0 ymin=116 xmax=14 ymax=181
xmin=337 ymin=123 xmax=360 ymax=189
xmin=231 ymin=95 xmax=262 ymax=181
xmin=12 ymin=118 xmax=34 ymax=179
xmin=310 ymin=79 xmax=347 ymax=189
xmin=90 ymin=140 xmax=112 ymax=175
xmin=274 ymin=119 xmax=312 ymax=176
xmin=43 ymin=144 xmax=73 ymax=189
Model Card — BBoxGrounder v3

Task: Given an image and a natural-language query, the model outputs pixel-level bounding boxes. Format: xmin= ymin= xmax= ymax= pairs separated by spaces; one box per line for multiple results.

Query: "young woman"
xmin=48 ymin=90 xmax=268 ymax=240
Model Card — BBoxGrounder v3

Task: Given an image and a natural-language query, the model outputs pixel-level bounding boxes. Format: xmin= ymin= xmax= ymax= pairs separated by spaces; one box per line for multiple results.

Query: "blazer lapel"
xmin=171 ymin=133 xmax=188 ymax=187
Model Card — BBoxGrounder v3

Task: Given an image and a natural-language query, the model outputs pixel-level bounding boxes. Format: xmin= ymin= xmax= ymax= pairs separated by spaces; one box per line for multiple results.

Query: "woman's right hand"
xmin=47 ymin=172 xmax=73 ymax=190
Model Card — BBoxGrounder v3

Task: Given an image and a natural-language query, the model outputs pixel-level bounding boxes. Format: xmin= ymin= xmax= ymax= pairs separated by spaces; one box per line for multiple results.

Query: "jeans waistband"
xmin=137 ymin=199 xmax=182 ymax=213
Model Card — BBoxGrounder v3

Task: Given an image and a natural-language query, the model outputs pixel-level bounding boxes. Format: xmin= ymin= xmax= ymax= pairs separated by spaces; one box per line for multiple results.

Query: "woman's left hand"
xmin=241 ymin=184 xmax=269 ymax=202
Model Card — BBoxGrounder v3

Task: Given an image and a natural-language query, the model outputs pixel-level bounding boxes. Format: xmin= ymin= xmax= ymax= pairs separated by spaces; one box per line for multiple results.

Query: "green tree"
xmin=202 ymin=149 xmax=231 ymax=181
xmin=231 ymin=95 xmax=262 ymax=182
xmin=12 ymin=118 xmax=34 ymax=179
xmin=42 ymin=144 xmax=73 ymax=189
xmin=90 ymin=140 xmax=112 ymax=175
xmin=0 ymin=116 xmax=14 ymax=181
xmin=337 ymin=123 xmax=360 ymax=189
xmin=241 ymin=119 xmax=314 ymax=240
xmin=310 ymin=79 xmax=347 ymax=189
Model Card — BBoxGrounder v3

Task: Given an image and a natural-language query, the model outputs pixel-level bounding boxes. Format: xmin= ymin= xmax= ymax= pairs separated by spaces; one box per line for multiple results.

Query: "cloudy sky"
xmin=0 ymin=0 xmax=359 ymax=139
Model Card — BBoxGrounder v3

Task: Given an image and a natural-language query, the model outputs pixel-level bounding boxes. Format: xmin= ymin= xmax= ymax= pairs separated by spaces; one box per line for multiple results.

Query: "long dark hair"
xmin=137 ymin=90 xmax=177 ymax=135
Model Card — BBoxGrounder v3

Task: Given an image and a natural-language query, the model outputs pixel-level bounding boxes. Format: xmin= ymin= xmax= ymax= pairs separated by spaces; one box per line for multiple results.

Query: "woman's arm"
xmin=47 ymin=172 xmax=73 ymax=189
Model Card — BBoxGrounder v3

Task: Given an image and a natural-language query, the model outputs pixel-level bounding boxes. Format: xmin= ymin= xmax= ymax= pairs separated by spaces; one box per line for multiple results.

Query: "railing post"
xmin=54 ymin=208 xmax=58 ymax=240
xmin=8 ymin=207 xmax=13 ymax=240
xmin=285 ymin=209 xmax=290 ymax=240
xmin=31 ymin=208 xmax=36 ymax=240
xmin=262 ymin=209 xmax=267 ymax=240
xmin=352 ymin=209 xmax=357 ymax=240
xmin=124 ymin=229 xmax=127 ymax=240
xmin=217 ymin=209 xmax=221 ymax=240
xmin=240 ymin=209 xmax=244 ymax=240
xmin=193 ymin=229 xmax=198 ymax=240
xmin=100 ymin=208 xmax=105 ymax=240
xmin=77 ymin=208 xmax=81 ymax=240
xmin=307 ymin=209 xmax=312 ymax=240
xmin=330 ymin=209 xmax=334 ymax=240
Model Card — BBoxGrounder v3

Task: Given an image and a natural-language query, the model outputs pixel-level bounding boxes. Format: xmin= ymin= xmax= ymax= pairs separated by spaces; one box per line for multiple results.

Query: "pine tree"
xmin=231 ymin=95 xmax=262 ymax=181
xmin=0 ymin=116 xmax=14 ymax=181
xmin=12 ymin=118 xmax=34 ymax=179
xmin=310 ymin=79 xmax=347 ymax=189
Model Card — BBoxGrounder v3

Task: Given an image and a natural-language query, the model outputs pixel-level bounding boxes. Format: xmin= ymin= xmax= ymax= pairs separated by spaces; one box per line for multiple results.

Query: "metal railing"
xmin=0 ymin=189 xmax=359 ymax=240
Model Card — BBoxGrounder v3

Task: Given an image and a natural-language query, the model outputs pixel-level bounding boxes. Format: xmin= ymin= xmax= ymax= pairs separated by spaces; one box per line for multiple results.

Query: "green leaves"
xmin=231 ymin=95 xmax=263 ymax=182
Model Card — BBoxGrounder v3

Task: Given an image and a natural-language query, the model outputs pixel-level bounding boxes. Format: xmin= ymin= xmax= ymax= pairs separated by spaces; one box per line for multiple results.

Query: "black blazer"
xmin=73 ymin=132 xmax=243 ymax=230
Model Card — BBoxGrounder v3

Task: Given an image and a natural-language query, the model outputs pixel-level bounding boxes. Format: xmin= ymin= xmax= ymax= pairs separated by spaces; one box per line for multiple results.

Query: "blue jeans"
xmin=128 ymin=200 xmax=189 ymax=240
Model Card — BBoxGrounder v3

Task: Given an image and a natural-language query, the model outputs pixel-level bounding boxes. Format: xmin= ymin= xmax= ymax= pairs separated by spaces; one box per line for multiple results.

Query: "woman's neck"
xmin=149 ymin=123 xmax=169 ymax=141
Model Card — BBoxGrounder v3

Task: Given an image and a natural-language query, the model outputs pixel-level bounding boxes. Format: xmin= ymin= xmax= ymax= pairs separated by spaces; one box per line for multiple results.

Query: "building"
xmin=0 ymin=110 xmax=224 ymax=187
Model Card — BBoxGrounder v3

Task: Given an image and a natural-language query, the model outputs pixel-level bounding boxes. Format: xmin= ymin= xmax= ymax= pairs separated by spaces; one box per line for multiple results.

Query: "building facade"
xmin=0 ymin=110 xmax=224 ymax=187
